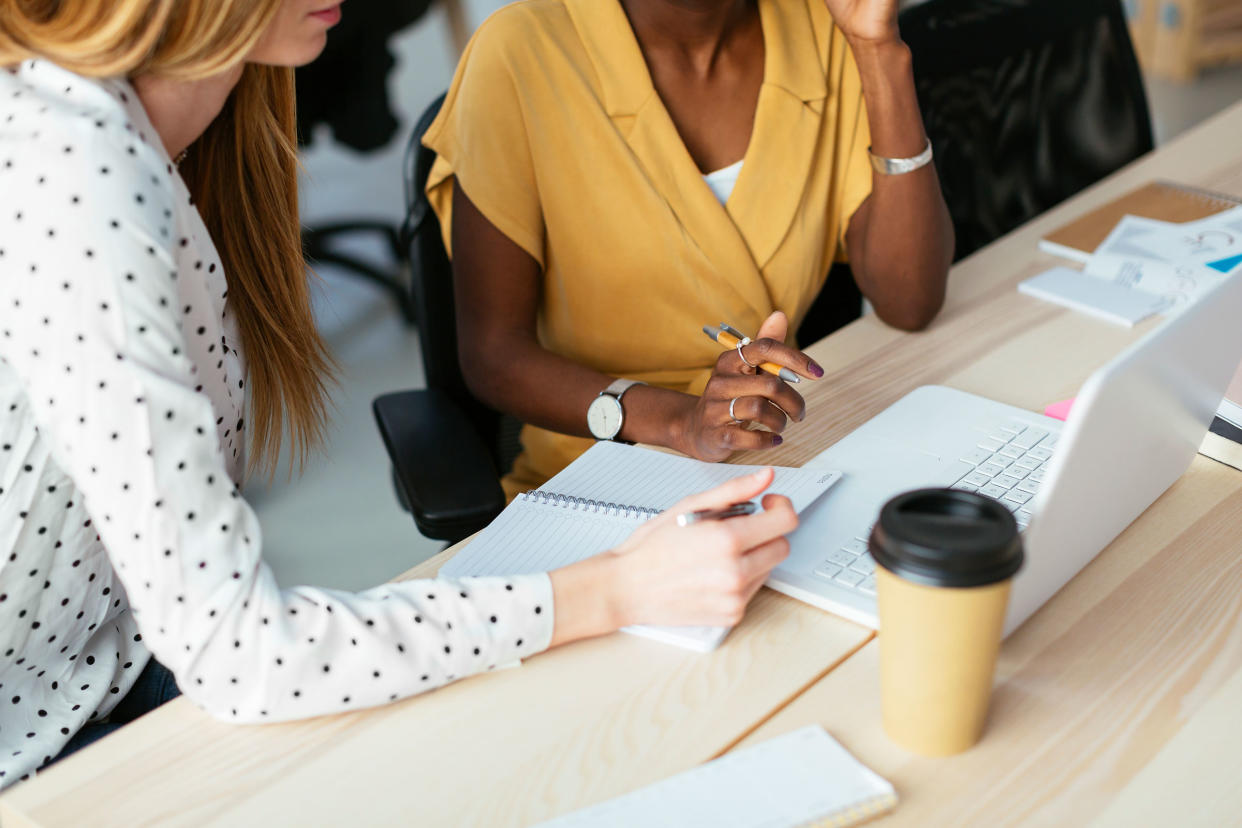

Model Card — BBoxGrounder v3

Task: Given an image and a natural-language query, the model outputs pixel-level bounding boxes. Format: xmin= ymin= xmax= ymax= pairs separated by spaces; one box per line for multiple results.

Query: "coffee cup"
xmin=869 ymin=488 xmax=1024 ymax=756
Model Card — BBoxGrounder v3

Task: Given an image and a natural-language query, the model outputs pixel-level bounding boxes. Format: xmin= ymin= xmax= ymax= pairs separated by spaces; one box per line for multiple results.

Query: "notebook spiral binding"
xmin=520 ymin=490 xmax=659 ymax=520
xmin=1158 ymin=180 xmax=1242 ymax=208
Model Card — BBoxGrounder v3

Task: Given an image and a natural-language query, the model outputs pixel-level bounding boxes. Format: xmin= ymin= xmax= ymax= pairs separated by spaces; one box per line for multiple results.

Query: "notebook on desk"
xmin=1039 ymin=180 xmax=1242 ymax=262
xmin=534 ymin=725 xmax=896 ymax=828
xmin=440 ymin=442 xmax=841 ymax=652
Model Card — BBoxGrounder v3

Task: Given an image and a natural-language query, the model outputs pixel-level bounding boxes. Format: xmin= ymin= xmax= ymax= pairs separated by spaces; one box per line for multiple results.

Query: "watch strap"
xmin=601 ymin=378 xmax=646 ymax=400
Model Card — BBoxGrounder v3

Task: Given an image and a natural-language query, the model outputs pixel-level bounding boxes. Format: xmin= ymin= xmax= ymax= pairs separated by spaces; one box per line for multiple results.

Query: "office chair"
xmin=372 ymin=94 xmax=519 ymax=543
xmin=798 ymin=0 xmax=1154 ymax=345
xmin=905 ymin=0 xmax=1153 ymax=260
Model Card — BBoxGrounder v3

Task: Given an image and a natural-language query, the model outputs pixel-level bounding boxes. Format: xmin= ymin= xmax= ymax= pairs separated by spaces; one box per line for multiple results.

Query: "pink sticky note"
xmin=1044 ymin=398 xmax=1075 ymax=421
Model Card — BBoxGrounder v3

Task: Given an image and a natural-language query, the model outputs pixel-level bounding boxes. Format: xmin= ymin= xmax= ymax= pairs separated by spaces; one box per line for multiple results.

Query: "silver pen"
xmin=675 ymin=501 xmax=759 ymax=527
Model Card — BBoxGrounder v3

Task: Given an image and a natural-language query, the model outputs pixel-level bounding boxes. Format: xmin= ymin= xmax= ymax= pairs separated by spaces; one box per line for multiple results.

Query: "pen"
xmin=675 ymin=501 xmax=759 ymax=527
xmin=702 ymin=323 xmax=801 ymax=383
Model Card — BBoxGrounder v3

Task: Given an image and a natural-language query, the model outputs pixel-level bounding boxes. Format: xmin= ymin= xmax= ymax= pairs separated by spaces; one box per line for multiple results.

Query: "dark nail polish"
xmin=808 ymin=362 xmax=824 ymax=378
xmin=772 ymin=435 xmax=783 ymax=446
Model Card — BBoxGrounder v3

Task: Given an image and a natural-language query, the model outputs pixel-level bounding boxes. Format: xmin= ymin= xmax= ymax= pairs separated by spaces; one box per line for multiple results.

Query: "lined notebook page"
xmin=542 ymin=442 xmax=840 ymax=513
xmin=439 ymin=444 xmax=841 ymax=651
xmin=441 ymin=443 xmax=840 ymax=580
xmin=534 ymin=725 xmax=897 ymax=828
xmin=443 ymin=499 xmax=639 ymax=578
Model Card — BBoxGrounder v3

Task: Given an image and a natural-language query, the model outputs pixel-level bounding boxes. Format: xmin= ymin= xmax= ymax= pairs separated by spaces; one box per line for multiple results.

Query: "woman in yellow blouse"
xmin=425 ymin=0 xmax=954 ymax=498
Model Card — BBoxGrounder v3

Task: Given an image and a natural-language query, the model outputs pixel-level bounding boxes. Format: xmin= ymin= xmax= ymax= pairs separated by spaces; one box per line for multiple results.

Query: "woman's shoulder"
xmin=475 ymin=0 xmax=575 ymax=38
xmin=463 ymin=0 xmax=581 ymax=72
xmin=0 ymin=61 xmax=174 ymax=203
xmin=0 ymin=62 xmax=183 ymax=309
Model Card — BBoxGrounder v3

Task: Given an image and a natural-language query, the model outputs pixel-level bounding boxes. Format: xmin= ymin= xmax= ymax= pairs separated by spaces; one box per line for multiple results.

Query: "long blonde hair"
xmin=0 ymin=0 xmax=334 ymax=477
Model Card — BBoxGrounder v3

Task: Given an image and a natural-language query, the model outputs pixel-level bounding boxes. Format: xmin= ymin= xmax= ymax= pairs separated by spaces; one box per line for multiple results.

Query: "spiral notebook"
xmin=534 ymin=725 xmax=897 ymax=828
xmin=440 ymin=442 xmax=842 ymax=651
xmin=1039 ymin=180 xmax=1242 ymax=263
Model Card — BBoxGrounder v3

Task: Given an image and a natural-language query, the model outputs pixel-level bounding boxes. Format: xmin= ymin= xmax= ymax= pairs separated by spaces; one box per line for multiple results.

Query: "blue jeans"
xmin=51 ymin=658 xmax=181 ymax=764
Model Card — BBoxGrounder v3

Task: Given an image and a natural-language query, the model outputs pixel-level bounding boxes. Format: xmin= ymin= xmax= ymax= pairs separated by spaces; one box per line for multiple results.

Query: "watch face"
xmin=587 ymin=394 xmax=624 ymax=440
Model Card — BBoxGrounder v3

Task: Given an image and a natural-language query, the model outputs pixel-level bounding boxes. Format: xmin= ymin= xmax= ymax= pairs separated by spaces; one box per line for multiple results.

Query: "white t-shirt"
xmin=0 ymin=60 xmax=553 ymax=788
xmin=703 ymin=160 xmax=744 ymax=206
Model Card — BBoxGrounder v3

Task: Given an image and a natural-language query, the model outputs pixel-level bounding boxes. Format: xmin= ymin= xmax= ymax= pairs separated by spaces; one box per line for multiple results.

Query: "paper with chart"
xmin=1095 ymin=207 xmax=1242 ymax=267
xmin=1084 ymin=207 xmax=1242 ymax=310
xmin=440 ymin=442 xmax=842 ymax=651
xmin=1081 ymin=254 xmax=1223 ymax=312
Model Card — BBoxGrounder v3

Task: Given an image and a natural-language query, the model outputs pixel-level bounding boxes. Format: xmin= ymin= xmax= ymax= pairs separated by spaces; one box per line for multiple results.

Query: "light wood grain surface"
xmin=0 ymin=542 xmax=871 ymax=827
xmin=737 ymin=456 xmax=1242 ymax=826
xmin=731 ymin=99 xmax=1242 ymax=826
xmin=3 ymin=101 xmax=1241 ymax=828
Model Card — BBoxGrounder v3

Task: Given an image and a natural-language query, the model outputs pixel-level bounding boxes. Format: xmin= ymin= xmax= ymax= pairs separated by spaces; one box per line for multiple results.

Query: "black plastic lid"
xmin=868 ymin=488 xmax=1024 ymax=588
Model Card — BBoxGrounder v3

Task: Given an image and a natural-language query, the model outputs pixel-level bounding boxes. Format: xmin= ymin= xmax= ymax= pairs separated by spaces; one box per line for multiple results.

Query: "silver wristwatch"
xmin=586 ymin=379 xmax=646 ymax=442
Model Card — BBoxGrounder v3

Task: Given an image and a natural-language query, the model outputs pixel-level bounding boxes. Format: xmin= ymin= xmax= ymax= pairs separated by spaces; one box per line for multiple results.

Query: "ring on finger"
xmin=735 ymin=338 xmax=759 ymax=369
xmin=728 ymin=396 xmax=745 ymax=425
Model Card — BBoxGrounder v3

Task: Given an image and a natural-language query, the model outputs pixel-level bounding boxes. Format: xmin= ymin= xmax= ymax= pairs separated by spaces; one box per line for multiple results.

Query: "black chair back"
xmin=902 ymin=0 xmax=1154 ymax=260
xmin=801 ymin=0 xmax=1153 ymax=346
xmin=402 ymin=95 xmax=522 ymax=477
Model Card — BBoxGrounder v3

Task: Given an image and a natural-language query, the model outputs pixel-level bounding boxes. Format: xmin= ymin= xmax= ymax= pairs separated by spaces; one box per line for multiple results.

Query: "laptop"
xmin=769 ymin=271 xmax=1242 ymax=636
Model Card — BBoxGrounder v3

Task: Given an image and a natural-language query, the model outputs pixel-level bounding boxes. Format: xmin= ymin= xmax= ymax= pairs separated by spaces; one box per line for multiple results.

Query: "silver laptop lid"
xmin=1008 ymin=271 xmax=1242 ymax=633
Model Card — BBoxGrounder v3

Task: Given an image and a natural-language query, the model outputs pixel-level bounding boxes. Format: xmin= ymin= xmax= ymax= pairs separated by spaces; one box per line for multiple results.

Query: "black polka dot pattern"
xmin=0 ymin=63 xmax=553 ymax=790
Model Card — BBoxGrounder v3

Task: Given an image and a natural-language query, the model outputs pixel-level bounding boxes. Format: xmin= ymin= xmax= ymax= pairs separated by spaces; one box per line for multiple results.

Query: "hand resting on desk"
xmin=547 ymin=467 xmax=797 ymax=646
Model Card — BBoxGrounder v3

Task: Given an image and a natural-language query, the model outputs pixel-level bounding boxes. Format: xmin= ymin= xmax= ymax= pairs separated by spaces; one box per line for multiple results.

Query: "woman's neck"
xmin=621 ymin=0 xmax=755 ymax=75
xmin=130 ymin=65 xmax=244 ymax=162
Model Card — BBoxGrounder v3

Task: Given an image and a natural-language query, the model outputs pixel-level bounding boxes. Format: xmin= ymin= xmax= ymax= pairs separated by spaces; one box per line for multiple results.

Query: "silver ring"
xmin=735 ymin=337 xmax=758 ymax=368
xmin=729 ymin=396 xmax=744 ymax=424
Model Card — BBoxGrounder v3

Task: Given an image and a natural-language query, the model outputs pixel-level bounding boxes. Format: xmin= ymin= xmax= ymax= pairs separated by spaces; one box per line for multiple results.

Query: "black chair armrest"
xmin=372 ymin=389 xmax=506 ymax=542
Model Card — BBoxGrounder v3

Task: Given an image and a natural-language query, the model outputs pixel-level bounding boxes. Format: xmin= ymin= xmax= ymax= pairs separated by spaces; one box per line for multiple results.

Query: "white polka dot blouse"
xmin=0 ymin=61 xmax=553 ymax=788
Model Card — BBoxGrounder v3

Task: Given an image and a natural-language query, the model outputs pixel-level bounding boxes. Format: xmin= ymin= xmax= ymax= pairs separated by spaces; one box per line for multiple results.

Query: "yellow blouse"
xmin=424 ymin=0 xmax=873 ymax=499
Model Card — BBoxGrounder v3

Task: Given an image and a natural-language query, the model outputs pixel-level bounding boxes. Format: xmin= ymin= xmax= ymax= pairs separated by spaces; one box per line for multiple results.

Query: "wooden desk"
xmin=730 ymin=100 xmax=1242 ymax=824
xmin=4 ymin=101 xmax=1242 ymax=827
xmin=0 ymin=543 xmax=870 ymax=825
xmin=737 ymin=456 xmax=1242 ymax=825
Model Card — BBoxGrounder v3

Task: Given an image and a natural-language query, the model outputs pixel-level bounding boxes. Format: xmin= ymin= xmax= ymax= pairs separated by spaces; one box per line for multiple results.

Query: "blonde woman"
xmin=0 ymin=0 xmax=797 ymax=785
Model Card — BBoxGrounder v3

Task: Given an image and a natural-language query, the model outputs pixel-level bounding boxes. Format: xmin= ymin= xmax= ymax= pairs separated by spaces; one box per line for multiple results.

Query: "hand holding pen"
xmin=678 ymin=310 xmax=823 ymax=463
xmin=675 ymin=500 xmax=758 ymax=526
xmin=703 ymin=324 xmax=802 ymax=384
xmin=605 ymin=468 xmax=795 ymax=629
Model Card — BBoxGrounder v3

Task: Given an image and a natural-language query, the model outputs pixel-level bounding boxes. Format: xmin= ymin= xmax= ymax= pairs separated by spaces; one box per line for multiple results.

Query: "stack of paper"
xmin=1203 ymin=366 xmax=1242 ymax=471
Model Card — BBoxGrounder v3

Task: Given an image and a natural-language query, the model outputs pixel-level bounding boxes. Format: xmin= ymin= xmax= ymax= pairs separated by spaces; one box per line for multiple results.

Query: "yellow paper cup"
xmin=869 ymin=488 xmax=1023 ymax=757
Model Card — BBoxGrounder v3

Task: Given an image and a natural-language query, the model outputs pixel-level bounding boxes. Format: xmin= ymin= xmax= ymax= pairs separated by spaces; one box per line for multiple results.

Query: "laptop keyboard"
xmin=810 ymin=419 xmax=1059 ymax=596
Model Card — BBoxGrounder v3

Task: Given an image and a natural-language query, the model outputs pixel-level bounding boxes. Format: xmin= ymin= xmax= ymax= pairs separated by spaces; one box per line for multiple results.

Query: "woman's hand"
xmin=608 ymin=467 xmax=796 ymax=628
xmin=547 ymin=468 xmax=797 ymax=645
xmin=677 ymin=311 xmax=823 ymax=462
xmin=822 ymin=0 xmax=901 ymax=45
